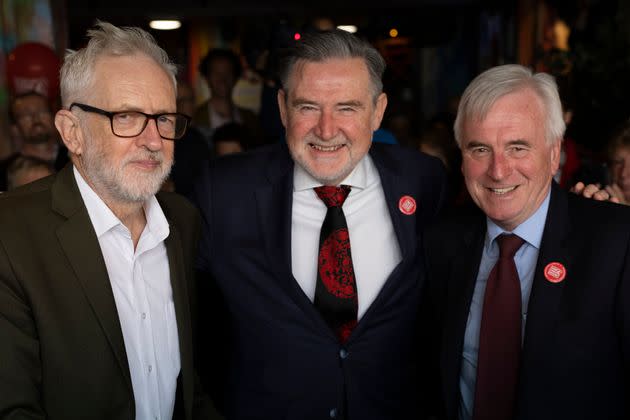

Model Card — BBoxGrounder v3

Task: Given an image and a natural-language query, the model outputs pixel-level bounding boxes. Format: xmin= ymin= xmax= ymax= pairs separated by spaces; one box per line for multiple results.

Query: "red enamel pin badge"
xmin=398 ymin=195 xmax=416 ymax=215
xmin=544 ymin=262 xmax=566 ymax=283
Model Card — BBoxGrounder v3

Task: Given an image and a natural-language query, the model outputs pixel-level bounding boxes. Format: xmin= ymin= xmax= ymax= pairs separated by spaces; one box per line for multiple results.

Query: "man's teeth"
xmin=311 ymin=144 xmax=343 ymax=152
xmin=490 ymin=186 xmax=517 ymax=194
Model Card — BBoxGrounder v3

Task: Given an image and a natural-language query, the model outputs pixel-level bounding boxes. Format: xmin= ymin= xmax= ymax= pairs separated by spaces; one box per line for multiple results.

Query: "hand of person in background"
xmin=604 ymin=183 xmax=628 ymax=205
xmin=570 ymin=181 xmax=623 ymax=204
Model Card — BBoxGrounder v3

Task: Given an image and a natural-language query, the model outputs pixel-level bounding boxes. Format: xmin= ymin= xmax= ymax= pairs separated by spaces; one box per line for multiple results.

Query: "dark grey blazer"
xmin=0 ymin=164 xmax=214 ymax=419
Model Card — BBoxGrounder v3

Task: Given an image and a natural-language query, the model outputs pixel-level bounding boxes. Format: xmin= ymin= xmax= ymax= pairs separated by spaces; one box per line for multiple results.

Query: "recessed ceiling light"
xmin=149 ymin=20 xmax=181 ymax=30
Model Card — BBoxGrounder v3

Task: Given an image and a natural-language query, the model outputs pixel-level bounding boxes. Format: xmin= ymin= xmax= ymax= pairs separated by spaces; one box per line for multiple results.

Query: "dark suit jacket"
xmin=0 ymin=164 xmax=214 ymax=419
xmin=194 ymin=142 xmax=447 ymax=420
xmin=425 ymin=182 xmax=630 ymax=420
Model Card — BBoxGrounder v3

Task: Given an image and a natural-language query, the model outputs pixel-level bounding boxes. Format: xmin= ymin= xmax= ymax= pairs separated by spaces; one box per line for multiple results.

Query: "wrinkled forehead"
xmin=90 ymin=54 xmax=176 ymax=106
xmin=284 ymin=57 xmax=373 ymax=93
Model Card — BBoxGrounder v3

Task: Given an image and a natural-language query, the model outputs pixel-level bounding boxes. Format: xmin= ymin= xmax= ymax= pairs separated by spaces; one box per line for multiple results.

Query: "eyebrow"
xmin=290 ymin=98 xmax=365 ymax=109
xmin=337 ymin=100 xmax=365 ymax=108
xmin=291 ymin=98 xmax=317 ymax=107
xmin=464 ymin=140 xmax=488 ymax=150
xmin=465 ymin=139 xmax=531 ymax=149
xmin=114 ymin=104 xmax=174 ymax=114
xmin=506 ymin=139 xmax=531 ymax=147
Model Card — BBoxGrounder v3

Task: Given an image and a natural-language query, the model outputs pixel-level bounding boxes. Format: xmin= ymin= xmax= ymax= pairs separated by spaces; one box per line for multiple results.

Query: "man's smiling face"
xmin=461 ymin=88 xmax=560 ymax=231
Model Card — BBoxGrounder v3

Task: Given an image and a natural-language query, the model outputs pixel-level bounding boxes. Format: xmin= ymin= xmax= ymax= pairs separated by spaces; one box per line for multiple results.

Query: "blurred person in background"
xmin=5 ymin=154 xmax=54 ymax=190
xmin=3 ymin=91 xmax=68 ymax=189
xmin=169 ymin=79 xmax=212 ymax=196
xmin=606 ymin=119 xmax=630 ymax=205
xmin=195 ymin=48 xmax=262 ymax=149
xmin=211 ymin=122 xmax=248 ymax=157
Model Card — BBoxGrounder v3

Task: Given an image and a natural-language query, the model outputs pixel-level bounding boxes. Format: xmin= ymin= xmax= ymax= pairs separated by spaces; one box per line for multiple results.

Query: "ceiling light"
xmin=149 ymin=20 xmax=181 ymax=30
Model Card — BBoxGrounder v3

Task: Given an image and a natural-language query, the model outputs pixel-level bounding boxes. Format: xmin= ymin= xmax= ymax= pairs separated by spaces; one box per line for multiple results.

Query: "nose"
xmin=314 ymin=109 xmax=337 ymax=141
xmin=137 ymin=118 xmax=164 ymax=152
xmin=487 ymin=152 xmax=511 ymax=180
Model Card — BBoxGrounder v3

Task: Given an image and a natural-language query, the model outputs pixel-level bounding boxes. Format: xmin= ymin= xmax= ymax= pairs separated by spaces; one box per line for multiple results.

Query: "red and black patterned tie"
xmin=473 ymin=233 xmax=525 ymax=420
xmin=313 ymin=185 xmax=358 ymax=343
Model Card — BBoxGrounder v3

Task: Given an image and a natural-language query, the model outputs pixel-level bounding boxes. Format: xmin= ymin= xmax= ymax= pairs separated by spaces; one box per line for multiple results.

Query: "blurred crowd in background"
xmin=1 ymin=0 xmax=630 ymax=209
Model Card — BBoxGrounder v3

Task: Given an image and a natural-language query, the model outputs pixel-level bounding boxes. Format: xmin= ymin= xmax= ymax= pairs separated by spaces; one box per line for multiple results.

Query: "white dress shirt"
xmin=291 ymin=155 xmax=402 ymax=319
xmin=74 ymin=167 xmax=180 ymax=420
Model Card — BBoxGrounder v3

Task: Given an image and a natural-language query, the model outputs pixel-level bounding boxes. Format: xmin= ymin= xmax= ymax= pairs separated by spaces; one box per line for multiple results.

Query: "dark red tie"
xmin=313 ymin=185 xmax=358 ymax=343
xmin=473 ymin=233 xmax=525 ymax=420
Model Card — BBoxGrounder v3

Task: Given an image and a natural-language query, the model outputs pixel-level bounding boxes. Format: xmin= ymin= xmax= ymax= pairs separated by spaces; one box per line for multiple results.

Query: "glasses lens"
xmin=110 ymin=111 xmax=188 ymax=139
xmin=112 ymin=111 xmax=147 ymax=137
xmin=157 ymin=114 xmax=188 ymax=140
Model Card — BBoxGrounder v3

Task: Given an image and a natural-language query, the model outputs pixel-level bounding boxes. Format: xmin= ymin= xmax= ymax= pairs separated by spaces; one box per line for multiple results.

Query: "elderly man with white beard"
xmin=0 ymin=21 xmax=219 ymax=420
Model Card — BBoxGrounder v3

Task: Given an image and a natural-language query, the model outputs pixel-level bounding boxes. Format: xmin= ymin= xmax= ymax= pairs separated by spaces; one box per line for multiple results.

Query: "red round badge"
xmin=544 ymin=262 xmax=566 ymax=283
xmin=398 ymin=195 xmax=416 ymax=215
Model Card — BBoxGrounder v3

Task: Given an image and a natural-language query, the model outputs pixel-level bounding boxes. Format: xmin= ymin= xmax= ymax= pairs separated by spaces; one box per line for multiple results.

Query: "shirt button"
xmin=329 ymin=408 xmax=337 ymax=418
xmin=148 ymin=365 xmax=152 ymax=373
xmin=141 ymin=313 xmax=146 ymax=320
xmin=339 ymin=349 xmax=348 ymax=359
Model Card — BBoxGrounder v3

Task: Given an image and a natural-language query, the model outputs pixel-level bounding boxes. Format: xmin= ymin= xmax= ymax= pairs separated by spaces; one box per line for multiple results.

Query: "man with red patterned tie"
xmin=424 ymin=64 xmax=630 ymax=420
xmin=193 ymin=29 xmax=447 ymax=420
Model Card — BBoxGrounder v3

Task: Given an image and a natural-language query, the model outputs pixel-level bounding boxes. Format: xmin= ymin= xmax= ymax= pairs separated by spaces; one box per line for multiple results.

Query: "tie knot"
xmin=314 ymin=185 xmax=351 ymax=208
xmin=496 ymin=234 xmax=524 ymax=259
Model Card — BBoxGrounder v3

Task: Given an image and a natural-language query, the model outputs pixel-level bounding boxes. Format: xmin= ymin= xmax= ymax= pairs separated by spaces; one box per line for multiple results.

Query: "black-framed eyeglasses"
xmin=70 ymin=102 xmax=190 ymax=140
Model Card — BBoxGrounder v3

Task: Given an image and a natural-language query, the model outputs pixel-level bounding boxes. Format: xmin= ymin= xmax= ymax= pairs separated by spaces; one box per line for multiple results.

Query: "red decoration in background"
xmin=6 ymin=42 xmax=61 ymax=100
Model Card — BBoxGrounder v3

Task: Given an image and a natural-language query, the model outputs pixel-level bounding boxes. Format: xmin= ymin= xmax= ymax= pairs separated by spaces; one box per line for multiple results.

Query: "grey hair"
xmin=279 ymin=29 xmax=386 ymax=102
xmin=59 ymin=20 xmax=177 ymax=108
xmin=453 ymin=64 xmax=566 ymax=147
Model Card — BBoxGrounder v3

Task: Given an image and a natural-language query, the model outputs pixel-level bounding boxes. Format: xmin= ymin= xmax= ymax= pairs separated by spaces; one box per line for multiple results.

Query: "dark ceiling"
xmin=64 ymin=0 xmax=488 ymax=53
xmin=65 ymin=0 xmax=480 ymax=19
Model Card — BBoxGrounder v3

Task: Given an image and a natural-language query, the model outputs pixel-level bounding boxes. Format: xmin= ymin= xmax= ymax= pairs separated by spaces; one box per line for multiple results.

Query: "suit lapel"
xmin=348 ymin=147 xmax=422 ymax=336
xmin=369 ymin=146 xmax=415 ymax=261
xmin=441 ymin=219 xmax=486 ymax=420
xmin=322 ymin=146 xmax=422 ymax=340
xmin=52 ymin=165 xmax=132 ymax=393
xmin=519 ymin=183 xmax=570 ymax=395
xmin=163 ymin=221 xmax=194 ymax=420
xmin=254 ymin=145 xmax=333 ymax=335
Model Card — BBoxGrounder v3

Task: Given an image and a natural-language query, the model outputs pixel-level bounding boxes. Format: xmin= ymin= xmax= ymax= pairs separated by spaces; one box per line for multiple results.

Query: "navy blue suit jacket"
xmin=194 ymin=142 xmax=446 ymax=420
xmin=425 ymin=183 xmax=630 ymax=420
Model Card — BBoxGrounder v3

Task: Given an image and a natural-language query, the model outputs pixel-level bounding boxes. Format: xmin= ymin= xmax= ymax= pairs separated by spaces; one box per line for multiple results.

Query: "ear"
xmin=370 ymin=93 xmax=388 ymax=131
xmin=55 ymin=110 xmax=85 ymax=156
xmin=277 ymin=89 xmax=288 ymax=128
xmin=550 ymin=137 xmax=562 ymax=175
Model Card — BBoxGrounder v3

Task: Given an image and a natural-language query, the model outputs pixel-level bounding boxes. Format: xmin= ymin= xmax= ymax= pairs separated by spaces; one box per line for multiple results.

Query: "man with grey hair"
xmin=424 ymin=64 xmax=630 ymax=420
xmin=193 ymin=29 xmax=446 ymax=419
xmin=0 ymin=21 xmax=218 ymax=419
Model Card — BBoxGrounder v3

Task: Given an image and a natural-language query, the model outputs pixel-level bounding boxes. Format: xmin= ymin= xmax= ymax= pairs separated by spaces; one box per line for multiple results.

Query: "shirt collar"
xmin=485 ymin=187 xmax=551 ymax=251
xmin=73 ymin=165 xmax=169 ymax=242
xmin=293 ymin=153 xmax=377 ymax=192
